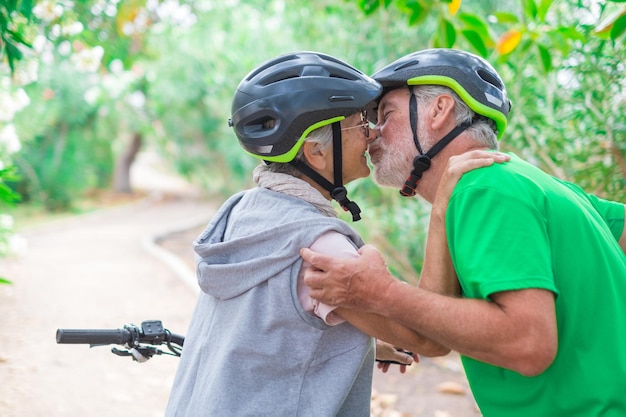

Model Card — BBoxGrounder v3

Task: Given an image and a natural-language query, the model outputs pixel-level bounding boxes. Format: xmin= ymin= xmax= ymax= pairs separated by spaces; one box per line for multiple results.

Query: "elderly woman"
xmin=165 ymin=51 xmax=496 ymax=416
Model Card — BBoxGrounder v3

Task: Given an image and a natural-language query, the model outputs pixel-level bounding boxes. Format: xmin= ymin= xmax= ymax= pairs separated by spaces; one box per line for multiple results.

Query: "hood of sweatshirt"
xmin=193 ymin=188 xmax=363 ymax=300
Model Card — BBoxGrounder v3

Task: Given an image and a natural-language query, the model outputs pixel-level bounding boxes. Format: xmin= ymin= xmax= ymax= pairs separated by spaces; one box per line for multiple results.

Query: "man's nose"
xmin=366 ymin=124 xmax=380 ymax=143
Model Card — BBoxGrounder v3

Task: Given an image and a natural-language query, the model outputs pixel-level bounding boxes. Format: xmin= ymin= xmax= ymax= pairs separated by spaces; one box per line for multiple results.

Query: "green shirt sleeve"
xmin=558 ymin=180 xmax=625 ymax=241
xmin=446 ymin=184 xmax=559 ymax=300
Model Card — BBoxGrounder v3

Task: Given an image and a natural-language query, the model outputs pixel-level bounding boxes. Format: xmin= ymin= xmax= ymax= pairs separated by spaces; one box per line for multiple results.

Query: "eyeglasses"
xmin=341 ymin=110 xmax=374 ymax=137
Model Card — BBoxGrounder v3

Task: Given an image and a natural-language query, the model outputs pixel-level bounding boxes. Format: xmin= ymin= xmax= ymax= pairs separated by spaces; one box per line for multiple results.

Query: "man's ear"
xmin=302 ymin=141 xmax=329 ymax=170
xmin=431 ymin=94 xmax=456 ymax=130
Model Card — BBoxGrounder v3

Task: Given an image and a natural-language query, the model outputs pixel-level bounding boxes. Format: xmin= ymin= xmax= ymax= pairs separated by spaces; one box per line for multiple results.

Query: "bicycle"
xmin=56 ymin=320 xmax=184 ymax=363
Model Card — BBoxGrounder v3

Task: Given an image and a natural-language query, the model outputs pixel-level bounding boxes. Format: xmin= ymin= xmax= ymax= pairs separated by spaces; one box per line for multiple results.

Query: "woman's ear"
xmin=430 ymin=94 xmax=456 ymax=130
xmin=302 ymin=141 xmax=330 ymax=171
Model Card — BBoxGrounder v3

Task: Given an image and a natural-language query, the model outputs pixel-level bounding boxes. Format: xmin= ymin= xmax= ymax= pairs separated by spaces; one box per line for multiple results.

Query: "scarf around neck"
xmin=253 ymin=164 xmax=338 ymax=218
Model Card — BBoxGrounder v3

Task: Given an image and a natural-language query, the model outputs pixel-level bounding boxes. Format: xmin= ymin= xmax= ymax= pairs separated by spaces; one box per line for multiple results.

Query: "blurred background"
xmin=1 ymin=0 xmax=625 ymax=280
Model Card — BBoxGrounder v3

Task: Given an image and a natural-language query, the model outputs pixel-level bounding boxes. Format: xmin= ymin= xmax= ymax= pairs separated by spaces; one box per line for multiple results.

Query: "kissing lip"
xmin=368 ymin=144 xmax=380 ymax=161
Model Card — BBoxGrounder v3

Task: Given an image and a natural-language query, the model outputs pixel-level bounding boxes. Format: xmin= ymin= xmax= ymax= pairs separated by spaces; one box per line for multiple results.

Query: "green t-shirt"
xmin=446 ymin=153 xmax=626 ymax=417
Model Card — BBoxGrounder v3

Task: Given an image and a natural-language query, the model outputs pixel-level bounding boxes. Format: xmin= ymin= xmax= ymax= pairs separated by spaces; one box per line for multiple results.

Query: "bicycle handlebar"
xmin=56 ymin=328 xmax=133 ymax=345
xmin=56 ymin=320 xmax=184 ymax=360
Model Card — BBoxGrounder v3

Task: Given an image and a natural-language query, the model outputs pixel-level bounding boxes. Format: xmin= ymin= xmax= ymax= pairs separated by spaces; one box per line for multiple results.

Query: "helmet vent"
xmin=244 ymin=116 xmax=277 ymax=133
xmin=256 ymin=71 xmax=300 ymax=87
xmin=327 ymin=69 xmax=362 ymax=81
xmin=477 ymin=69 xmax=503 ymax=89
xmin=245 ymin=54 xmax=299 ymax=81
xmin=394 ymin=59 xmax=420 ymax=71
xmin=329 ymin=95 xmax=355 ymax=102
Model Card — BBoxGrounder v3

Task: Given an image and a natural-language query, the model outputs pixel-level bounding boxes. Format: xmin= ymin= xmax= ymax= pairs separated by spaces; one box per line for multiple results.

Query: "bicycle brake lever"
xmin=111 ymin=347 xmax=132 ymax=357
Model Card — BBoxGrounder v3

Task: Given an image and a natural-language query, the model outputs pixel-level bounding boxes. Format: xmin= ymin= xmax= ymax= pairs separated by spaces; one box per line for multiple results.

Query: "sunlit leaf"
xmin=461 ymin=29 xmax=488 ymax=57
xmin=5 ymin=41 xmax=22 ymax=72
xmin=595 ymin=10 xmax=626 ymax=33
xmin=543 ymin=32 xmax=570 ymax=56
xmin=406 ymin=2 xmax=427 ymax=26
xmin=439 ymin=17 xmax=457 ymax=48
xmin=0 ymin=166 xmax=20 ymax=182
xmin=357 ymin=0 xmax=387 ymax=15
xmin=536 ymin=43 xmax=552 ymax=73
xmin=537 ymin=0 xmax=554 ymax=23
xmin=7 ymin=29 xmax=32 ymax=47
xmin=396 ymin=0 xmax=430 ymax=26
xmin=496 ymin=29 xmax=522 ymax=54
xmin=0 ymin=277 xmax=12 ymax=285
xmin=523 ymin=0 xmax=538 ymax=20
xmin=0 ymin=183 xmax=21 ymax=204
xmin=448 ymin=0 xmax=461 ymax=16
xmin=490 ymin=12 xmax=519 ymax=24
xmin=593 ymin=9 xmax=626 ymax=41
xmin=555 ymin=26 xmax=586 ymax=43
xmin=458 ymin=12 xmax=490 ymax=38
xmin=610 ymin=13 xmax=626 ymax=40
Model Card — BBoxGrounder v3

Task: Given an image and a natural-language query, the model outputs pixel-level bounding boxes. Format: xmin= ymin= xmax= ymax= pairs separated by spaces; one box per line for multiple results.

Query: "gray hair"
xmin=265 ymin=124 xmax=334 ymax=176
xmin=411 ymin=85 xmax=498 ymax=149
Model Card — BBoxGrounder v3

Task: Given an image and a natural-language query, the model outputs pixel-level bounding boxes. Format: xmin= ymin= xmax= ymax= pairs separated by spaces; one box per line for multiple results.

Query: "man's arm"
xmin=302 ymin=247 xmax=557 ymax=376
xmin=335 ymin=307 xmax=448 ymax=357
xmin=302 ymin=232 xmax=448 ymax=356
xmin=381 ymin=279 xmax=557 ymax=376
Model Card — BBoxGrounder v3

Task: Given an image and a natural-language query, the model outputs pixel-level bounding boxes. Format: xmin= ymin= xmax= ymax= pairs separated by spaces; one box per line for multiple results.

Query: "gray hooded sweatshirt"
xmin=165 ymin=187 xmax=374 ymax=417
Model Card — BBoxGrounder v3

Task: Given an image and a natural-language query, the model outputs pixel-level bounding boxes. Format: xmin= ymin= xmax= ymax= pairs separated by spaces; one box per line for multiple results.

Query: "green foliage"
xmin=349 ymin=0 xmax=625 ymax=205
xmin=14 ymin=62 xmax=115 ymax=211
xmin=0 ymin=164 xmax=21 ymax=204
xmin=0 ymin=0 xmax=35 ymax=72
xmin=492 ymin=1 xmax=626 ymax=201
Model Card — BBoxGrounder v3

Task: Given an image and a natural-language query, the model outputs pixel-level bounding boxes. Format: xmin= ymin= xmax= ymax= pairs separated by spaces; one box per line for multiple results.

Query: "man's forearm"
xmin=336 ymin=307 xmax=450 ymax=357
xmin=377 ymin=282 xmax=557 ymax=376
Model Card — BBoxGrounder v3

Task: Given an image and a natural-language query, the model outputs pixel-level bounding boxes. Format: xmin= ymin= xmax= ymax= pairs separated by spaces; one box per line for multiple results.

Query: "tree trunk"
xmin=112 ymin=132 xmax=142 ymax=194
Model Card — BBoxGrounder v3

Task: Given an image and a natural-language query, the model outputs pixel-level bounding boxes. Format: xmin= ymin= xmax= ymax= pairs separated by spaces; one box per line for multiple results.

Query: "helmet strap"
xmin=409 ymin=90 xmax=424 ymax=154
xmin=330 ymin=122 xmax=362 ymax=221
xmin=400 ymin=117 xmax=475 ymax=197
xmin=289 ymin=122 xmax=362 ymax=221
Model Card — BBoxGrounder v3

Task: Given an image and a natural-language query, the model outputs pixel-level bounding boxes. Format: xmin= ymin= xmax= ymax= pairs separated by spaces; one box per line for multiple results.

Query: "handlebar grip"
xmin=56 ymin=328 xmax=132 ymax=345
xmin=169 ymin=333 xmax=185 ymax=347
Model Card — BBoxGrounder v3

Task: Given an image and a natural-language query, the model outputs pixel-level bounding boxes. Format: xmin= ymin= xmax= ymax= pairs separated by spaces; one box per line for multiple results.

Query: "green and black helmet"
xmin=228 ymin=51 xmax=382 ymax=221
xmin=371 ymin=48 xmax=511 ymax=138
xmin=229 ymin=51 xmax=381 ymax=162
xmin=371 ymin=48 xmax=511 ymax=197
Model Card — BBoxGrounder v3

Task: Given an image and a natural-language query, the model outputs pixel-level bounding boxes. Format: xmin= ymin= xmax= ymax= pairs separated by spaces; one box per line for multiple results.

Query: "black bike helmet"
xmin=230 ymin=51 xmax=381 ymax=162
xmin=371 ymin=49 xmax=511 ymax=197
xmin=371 ymin=48 xmax=511 ymax=138
xmin=228 ymin=51 xmax=382 ymax=221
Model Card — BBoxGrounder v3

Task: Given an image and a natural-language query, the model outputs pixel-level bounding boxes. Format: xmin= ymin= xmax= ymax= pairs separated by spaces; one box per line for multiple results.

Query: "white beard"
xmin=372 ymin=138 xmax=415 ymax=189
xmin=372 ymin=121 xmax=437 ymax=190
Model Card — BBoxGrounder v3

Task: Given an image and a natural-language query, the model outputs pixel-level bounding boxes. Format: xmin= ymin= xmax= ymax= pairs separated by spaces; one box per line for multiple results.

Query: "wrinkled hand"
xmin=375 ymin=340 xmax=419 ymax=374
xmin=432 ymin=150 xmax=510 ymax=219
xmin=300 ymin=244 xmax=395 ymax=313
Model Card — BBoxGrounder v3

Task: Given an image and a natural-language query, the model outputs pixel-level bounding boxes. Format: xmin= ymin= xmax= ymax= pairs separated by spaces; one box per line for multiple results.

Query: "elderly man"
xmin=302 ymin=48 xmax=626 ymax=417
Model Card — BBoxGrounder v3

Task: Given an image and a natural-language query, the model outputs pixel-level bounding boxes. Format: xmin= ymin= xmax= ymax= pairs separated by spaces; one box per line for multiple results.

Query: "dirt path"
xmin=0 ymin=153 xmax=479 ymax=416
xmin=0 ymin=194 xmax=214 ymax=417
